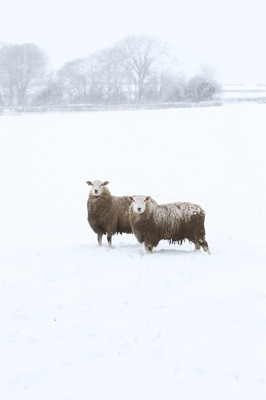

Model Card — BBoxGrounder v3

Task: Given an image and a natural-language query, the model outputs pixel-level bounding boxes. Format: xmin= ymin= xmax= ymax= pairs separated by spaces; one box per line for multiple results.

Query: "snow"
xmin=0 ymin=104 xmax=266 ymax=399
xmin=221 ymin=84 xmax=266 ymax=99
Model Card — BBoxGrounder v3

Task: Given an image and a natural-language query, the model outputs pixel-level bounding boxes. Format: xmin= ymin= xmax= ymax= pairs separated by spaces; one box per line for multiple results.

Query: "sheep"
xmin=86 ymin=180 xmax=133 ymax=247
xmin=129 ymin=195 xmax=210 ymax=254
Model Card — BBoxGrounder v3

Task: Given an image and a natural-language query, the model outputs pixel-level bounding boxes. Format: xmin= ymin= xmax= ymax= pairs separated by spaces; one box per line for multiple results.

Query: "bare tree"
xmin=155 ymin=56 xmax=185 ymax=102
xmin=32 ymin=74 xmax=64 ymax=106
xmin=55 ymin=36 xmax=185 ymax=105
xmin=114 ymin=35 xmax=169 ymax=102
xmin=57 ymin=58 xmax=89 ymax=103
xmin=185 ymin=63 xmax=221 ymax=102
xmin=57 ymin=54 xmax=110 ymax=104
xmin=0 ymin=43 xmax=47 ymax=106
xmin=185 ymin=75 xmax=220 ymax=102
xmin=95 ymin=47 xmax=127 ymax=103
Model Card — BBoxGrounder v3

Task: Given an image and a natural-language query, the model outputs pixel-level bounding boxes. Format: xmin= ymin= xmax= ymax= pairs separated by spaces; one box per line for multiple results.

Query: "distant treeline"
xmin=0 ymin=35 xmax=221 ymax=107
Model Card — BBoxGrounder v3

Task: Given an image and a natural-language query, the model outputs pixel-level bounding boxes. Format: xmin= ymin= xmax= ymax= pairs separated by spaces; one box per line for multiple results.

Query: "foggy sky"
xmin=1 ymin=0 xmax=265 ymax=84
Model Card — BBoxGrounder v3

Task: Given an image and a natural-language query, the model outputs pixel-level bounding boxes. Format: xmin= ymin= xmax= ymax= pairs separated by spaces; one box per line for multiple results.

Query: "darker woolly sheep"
xmin=86 ymin=180 xmax=133 ymax=247
xmin=129 ymin=195 xmax=210 ymax=254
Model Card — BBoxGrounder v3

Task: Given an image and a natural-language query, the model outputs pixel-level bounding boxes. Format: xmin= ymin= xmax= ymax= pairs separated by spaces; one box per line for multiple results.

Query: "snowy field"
xmin=0 ymin=103 xmax=266 ymax=399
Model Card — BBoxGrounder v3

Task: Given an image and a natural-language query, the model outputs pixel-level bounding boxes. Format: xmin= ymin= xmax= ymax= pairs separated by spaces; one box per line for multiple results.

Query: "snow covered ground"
xmin=0 ymin=103 xmax=266 ymax=399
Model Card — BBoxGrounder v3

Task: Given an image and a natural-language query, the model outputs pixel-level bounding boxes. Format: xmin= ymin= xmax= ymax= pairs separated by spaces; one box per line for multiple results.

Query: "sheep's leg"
xmin=107 ymin=233 xmax=112 ymax=248
xmin=194 ymin=241 xmax=201 ymax=251
xmin=203 ymin=244 xmax=211 ymax=255
xmin=199 ymin=239 xmax=211 ymax=255
xmin=97 ymin=233 xmax=103 ymax=246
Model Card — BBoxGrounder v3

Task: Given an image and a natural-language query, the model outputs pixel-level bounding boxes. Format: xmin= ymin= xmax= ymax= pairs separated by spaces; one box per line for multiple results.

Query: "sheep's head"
xmin=130 ymin=195 xmax=151 ymax=214
xmin=86 ymin=180 xmax=109 ymax=196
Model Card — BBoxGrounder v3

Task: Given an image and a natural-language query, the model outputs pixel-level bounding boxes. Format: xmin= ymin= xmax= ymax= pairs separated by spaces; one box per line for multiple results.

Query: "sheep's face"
xmin=131 ymin=196 xmax=150 ymax=214
xmin=86 ymin=180 xmax=109 ymax=196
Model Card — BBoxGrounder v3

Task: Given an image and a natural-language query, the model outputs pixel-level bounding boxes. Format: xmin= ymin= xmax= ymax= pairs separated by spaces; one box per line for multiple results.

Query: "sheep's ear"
xmin=103 ymin=181 xmax=109 ymax=186
xmin=86 ymin=181 xmax=93 ymax=186
xmin=145 ymin=196 xmax=151 ymax=202
xmin=129 ymin=196 xmax=134 ymax=201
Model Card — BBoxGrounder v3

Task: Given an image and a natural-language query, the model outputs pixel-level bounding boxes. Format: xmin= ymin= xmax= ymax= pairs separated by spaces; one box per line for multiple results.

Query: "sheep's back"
xmin=155 ymin=202 xmax=206 ymax=242
xmin=151 ymin=203 xmax=182 ymax=241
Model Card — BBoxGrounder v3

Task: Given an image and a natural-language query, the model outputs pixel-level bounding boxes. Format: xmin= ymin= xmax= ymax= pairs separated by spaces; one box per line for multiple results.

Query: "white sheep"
xmin=129 ymin=195 xmax=210 ymax=253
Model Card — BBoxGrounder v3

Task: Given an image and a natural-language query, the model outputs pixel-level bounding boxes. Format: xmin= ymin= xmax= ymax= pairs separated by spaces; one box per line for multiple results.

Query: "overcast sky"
xmin=1 ymin=0 xmax=265 ymax=84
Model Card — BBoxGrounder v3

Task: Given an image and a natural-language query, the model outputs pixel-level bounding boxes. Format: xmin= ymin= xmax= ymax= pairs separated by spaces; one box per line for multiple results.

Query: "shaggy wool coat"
xmin=87 ymin=190 xmax=133 ymax=236
xmin=130 ymin=200 xmax=208 ymax=249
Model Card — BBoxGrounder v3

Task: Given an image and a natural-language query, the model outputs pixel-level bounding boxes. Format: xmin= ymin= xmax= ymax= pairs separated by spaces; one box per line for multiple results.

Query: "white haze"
xmin=1 ymin=0 xmax=266 ymax=83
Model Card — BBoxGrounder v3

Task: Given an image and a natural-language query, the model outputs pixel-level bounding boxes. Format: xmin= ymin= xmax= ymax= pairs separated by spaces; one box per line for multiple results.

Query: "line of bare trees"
xmin=0 ymin=35 xmax=221 ymax=107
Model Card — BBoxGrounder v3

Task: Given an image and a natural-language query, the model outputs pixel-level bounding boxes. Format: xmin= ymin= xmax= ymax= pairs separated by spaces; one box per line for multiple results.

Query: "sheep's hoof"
xmin=145 ymin=243 xmax=153 ymax=253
